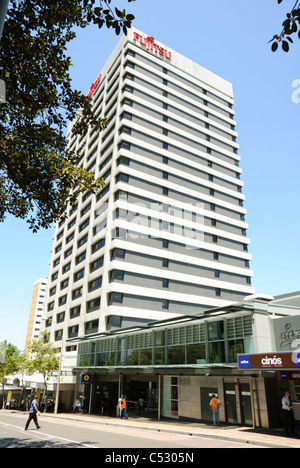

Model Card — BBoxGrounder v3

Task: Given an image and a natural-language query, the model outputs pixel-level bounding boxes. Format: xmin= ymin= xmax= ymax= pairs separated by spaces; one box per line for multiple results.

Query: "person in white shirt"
xmin=282 ymin=390 xmax=295 ymax=437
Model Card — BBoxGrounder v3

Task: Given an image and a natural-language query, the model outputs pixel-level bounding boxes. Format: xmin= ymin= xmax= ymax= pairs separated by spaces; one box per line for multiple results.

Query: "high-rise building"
xmin=43 ymin=28 xmax=254 ymax=355
xmin=25 ymin=278 xmax=47 ymax=354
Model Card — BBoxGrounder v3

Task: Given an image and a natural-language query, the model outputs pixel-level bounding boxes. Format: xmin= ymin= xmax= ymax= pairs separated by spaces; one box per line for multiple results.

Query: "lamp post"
xmin=54 ymin=339 xmax=64 ymax=415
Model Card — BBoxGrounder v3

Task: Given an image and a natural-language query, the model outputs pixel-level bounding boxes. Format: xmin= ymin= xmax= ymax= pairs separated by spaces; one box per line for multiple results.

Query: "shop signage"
xmin=81 ymin=373 xmax=92 ymax=385
xmin=278 ymin=371 xmax=300 ymax=381
xmin=87 ymin=73 xmax=102 ymax=98
xmin=133 ymin=32 xmax=172 ymax=61
xmin=238 ymin=352 xmax=300 ymax=370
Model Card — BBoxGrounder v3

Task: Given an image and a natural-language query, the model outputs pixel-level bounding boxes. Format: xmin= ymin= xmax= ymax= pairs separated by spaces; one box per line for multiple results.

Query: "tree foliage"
xmin=0 ymin=0 xmax=135 ymax=232
xmin=26 ymin=331 xmax=60 ymax=411
xmin=270 ymin=0 xmax=300 ymax=52
xmin=0 ymin=341 xmax=23 ymax=409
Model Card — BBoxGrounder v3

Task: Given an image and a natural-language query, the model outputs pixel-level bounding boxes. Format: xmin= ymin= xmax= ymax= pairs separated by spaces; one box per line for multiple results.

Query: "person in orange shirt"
xmin=121 ymin=396 xmax=128 ymax=419
xmin=210 ymin=394 xmax=221 ymax=427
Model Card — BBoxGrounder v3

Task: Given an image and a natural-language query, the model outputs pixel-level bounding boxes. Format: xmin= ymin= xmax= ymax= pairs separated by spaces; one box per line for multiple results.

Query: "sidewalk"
xmin=16 ymin=410 xmax=300 ymax=449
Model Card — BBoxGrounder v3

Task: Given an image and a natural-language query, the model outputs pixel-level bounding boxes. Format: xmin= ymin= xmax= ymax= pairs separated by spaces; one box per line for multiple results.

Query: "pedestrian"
xmin=210 ymin=394 xmax=221 ymax=427
xmin=137 ymin=397 xmax=144 ymax=413
xmin=118 ymin=394 xmax=124 ymax=418
xmin=25 ymin=395 xmax=41 ymax=431
xmin=282 ymin=390 xmax=296 ymax=437
xmin=73 ymin=397 xmax=81 ymax=414
xmin=121 ymin=396 xmax=128 ymax=419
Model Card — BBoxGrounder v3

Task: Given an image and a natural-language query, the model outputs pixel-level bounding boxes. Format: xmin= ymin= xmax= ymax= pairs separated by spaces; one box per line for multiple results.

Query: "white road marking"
xmin=0 ymin=422 xmax=97 ymax=448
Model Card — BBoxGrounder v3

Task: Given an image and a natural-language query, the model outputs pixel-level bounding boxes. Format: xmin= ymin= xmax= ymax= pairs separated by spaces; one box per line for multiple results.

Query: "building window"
xmin=162 ymin=299 xmax=169 ymax=310
xmin=88 ymin=276 xmax=102 ymax=292
xmin=57 ymin=312 xmax=65 ymax=324
xmin=70 ymin=306 xmax=81 ymax=319
xmin=68 ymin=325 xmax=79 ymax=339
xmin=74 ymin=269 xmax=85 ymax=282
xmin=109 ymin=292 xmax=123 ymax=305
xmin=85 ymin=320 xmax=99 ymax=336
xmin=90 ymin=256 xmax=104 ymax=273
xmin=87 ymin=298 xmax=101 ymax=313
xmin=111 ymin=270 xmax=124 ymax=281
xmin=76 ymin=251 xmax=86 ymax=265
xmin=60 ymin=279 xmax=69 ymax=290
xmin=72 ymin=288 xmax=82 ymax=300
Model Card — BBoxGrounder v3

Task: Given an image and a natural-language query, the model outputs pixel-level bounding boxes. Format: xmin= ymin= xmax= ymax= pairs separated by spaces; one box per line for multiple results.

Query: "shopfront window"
xmin=228 ymin=339 xmax=245 ymax=363
xmin=168 ymin=345 xmax=185 ymax=365
xmin=187 ymin=343 xmax=206 ymax=364
xmin=209 ymin=342 xmax=225 ymax=364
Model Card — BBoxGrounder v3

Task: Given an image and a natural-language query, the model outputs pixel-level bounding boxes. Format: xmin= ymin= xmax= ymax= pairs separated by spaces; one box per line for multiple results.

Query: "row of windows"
xmin=54 ymin=319 xmax=99 ymax=341
xmin=77 ymin=315 xmax=253 ymax=367
xmin=125 ymin=47 xmax=233 ymax=112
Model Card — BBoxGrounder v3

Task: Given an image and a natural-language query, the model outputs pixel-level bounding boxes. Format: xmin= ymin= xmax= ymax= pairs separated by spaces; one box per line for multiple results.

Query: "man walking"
xmin=210 ymin=394 xmax=221 ymax=427
xmin=25 ymin=395 xmax=41 ymax=431
xmin=282 ymin=390 xmax=296 ymax=437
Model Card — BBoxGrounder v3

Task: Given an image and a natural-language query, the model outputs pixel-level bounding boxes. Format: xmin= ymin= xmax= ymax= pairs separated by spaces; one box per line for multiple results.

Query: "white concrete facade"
xmin=42 ymin=28 xmax=254 ymax=359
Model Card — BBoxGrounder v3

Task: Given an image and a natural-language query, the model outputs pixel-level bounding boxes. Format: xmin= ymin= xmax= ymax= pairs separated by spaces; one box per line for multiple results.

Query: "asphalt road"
xmin=0 ymin=412 xmax=260 ymax=450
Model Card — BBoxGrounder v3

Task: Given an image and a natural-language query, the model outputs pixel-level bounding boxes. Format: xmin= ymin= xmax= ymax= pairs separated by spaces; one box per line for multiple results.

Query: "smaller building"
xmin=72 ymin=294 xmax=300 ymax=428
xmin=24 ymin=279 xmax=47 ymax=354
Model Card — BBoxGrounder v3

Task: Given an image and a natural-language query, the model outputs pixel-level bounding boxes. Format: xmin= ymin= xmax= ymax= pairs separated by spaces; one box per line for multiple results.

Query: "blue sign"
xmin=238 ymin=355 xmax=251 ymax=369
xmin=280 ymin=371 xmax=288 ymax=380
xmin=294 ymin=352 xmax=300 ymax=368
xmin=81 ymin=374 xmax=91 ymax=385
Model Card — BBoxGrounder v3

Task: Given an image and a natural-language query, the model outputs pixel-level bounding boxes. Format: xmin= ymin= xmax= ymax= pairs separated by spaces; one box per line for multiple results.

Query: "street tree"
xmin=26 ymin=331 xmax=60 ymax=412
xmin=0 ymin=0 xmax=135 ymax=232
xmin=270 ymin=0 xmax=300 ymax=52
xmin=0 ymin=341 xmax=24 ymax=409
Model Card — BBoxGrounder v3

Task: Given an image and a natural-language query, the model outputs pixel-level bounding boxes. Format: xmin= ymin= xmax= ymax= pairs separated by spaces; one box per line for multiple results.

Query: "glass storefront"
xmin=77 ymin=314 xmax=253 ymax=369
xmin=163 ymin=376 xmax=178 ymax=419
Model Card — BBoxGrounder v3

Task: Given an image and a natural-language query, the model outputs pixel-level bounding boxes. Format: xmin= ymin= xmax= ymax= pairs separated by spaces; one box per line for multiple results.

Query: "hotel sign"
xmin=133 ymin=32 xmax=172 ymax=61
xmin=87 ymin=72 xmax=102 ymax=98
xmin=238 ymin=352 xmax=300 ymax=370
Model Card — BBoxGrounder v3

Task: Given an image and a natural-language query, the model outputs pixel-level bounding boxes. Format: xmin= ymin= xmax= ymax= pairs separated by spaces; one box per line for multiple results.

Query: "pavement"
xmin=4 ymin=409 xmax=300 ymax=449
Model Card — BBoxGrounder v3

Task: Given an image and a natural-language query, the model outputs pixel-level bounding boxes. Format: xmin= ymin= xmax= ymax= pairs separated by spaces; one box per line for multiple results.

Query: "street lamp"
xmin=54 ymin=339 xmax=64 ymax=415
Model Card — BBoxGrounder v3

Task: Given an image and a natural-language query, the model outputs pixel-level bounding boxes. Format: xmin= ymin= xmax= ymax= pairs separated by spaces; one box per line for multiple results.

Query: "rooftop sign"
xmin=87 ymin=72 xmax=102 ymax=98
xmin=133 ymin=32 xmax=172 ymax=61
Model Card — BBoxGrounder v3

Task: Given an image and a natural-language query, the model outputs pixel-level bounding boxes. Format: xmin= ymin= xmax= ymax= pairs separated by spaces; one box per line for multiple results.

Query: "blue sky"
xmin=1 ymin=0 xmax=299 ymax=349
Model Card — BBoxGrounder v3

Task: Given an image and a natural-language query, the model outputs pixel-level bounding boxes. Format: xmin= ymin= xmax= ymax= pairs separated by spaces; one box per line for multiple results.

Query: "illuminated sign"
xmin=87 ymin=73 xmax=102 ymax=98
xmin=133 ymin=32 xmax=172 ymax=61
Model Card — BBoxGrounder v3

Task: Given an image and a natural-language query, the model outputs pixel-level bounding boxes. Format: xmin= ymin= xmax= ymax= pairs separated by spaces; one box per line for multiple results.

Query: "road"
xmin=0 ymin=412 xmax=261 ymax=450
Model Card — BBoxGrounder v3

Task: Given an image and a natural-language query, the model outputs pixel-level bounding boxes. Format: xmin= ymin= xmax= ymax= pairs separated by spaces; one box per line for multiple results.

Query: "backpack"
xmin=211 ymin=398 xmax=220 ymax=410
